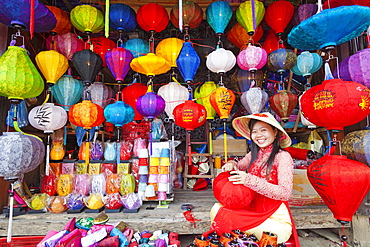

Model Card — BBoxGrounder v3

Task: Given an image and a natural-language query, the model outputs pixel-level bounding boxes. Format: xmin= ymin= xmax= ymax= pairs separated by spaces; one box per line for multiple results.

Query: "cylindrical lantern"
xmin=136 ymin=3 xmax=169 ymax=33
xmin=89 ymin=37 xmax=117 ymax=67
xmin=109 ymin=3 xmax=137 ymax=32
xmin=105 ymin=47 xmax=134 ymax=83
xmin=136 ymin=90 xmax=166 ymax=120
xmin=82 ymin=81 xmax=114 ymax=109
xmin=121 ymin=82 xmax=148 ymax=122
xmin=46 ymin=32 xmax=84 ymax=60
xmin=104 ymin=101 xmax=134 ymax=127
xmin=206 ymin=1 xmax=232 ymax=35
xmin=173 ymin=100 xmax=207 ymax=131
xmin=292 ymin=51 xmax=323 ymax=77
xmin=210 ymin=87 xmax=236 ymax=120
xmin=227 ymin=23 xmax=264 ymax=49
xmin=236 ymin=0 xmax=265 ymax=35
xmin=130 ymin=53 xmax=171 ymax=76
xmin=170 ymin=1 xmax=203 ymax=29
xmin=71 ymin=49 xmax=103 ymax=86
xmin=35 ymin=50 xmax=69 ymax=86
xmin=68 ymin=100 xmax=105 ymax=129
xmin=269 ymin=90 xmax=298 ymax=121
xmin=156 ymin=38 xmax=184 ymax=68
xmin=342 ymin=130 xmax=370 ymax=167
xmin=241 ymin=87 xmax=268 ymax=114
xmin=176 ymin=42 xmax=201 ymax=82
xmin=236 ymin=45 xmax=267 ymax=72
xmin=158 ymin=81 xmax=188 ymax=119
xmin=194 ymin=81 xmax=219 ymax=120
xmin=122 ymin=38 xmax=150 ymax=58
xmin=267 ymin=48 xmax=297 ymax=74
xmin=28 ymin=103 xmax=68 ymax=133
xmin=70 ymin=5 xmax=104 ymax=34
xmin=51 ymin=75 xmax=84 ymax=111
xmin=46 ymin=5 xmax=72 ymax=35
xmin=206 ymin=48 xmax=236 ymax=74
xmin=264 ymin=0 xmax=294 ymax=36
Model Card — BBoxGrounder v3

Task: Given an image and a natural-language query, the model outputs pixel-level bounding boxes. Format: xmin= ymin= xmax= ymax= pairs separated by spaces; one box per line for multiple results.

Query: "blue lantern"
xmin=176 ymin=42 xmax=201 ymax=82
xmin=6 ymin=101 xmax=29 ymax=128
xmin=136 ymin=90 xmax=165 ymax=121
xmin=51 ymin=75 xmax=84 ymax=111
xmin=109 ymin=3 xmax=137 ymax=33
xmin=122 ymin=38 xmax=150 ymax=58
xmin=104 ymin=101 xmax=134 ymax=127
xmin=291 ymin=51 xmax=323 ymax=77
xmin=206 ymin=1 xmax=232 ymax=35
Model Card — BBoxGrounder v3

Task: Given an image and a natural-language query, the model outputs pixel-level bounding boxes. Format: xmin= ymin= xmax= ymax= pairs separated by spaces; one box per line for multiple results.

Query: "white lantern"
xmin=82 ymin=81 xmax=114 ymax=109
xmin=240 ymin=87 xmax=268 ymax=114
xmin=158 ymin=81 xmax=188 ymax=119
xmin=28 ymin=103 xmax=68 ymax=133
xmin=206 ymin=48 xmax=236 ymax=73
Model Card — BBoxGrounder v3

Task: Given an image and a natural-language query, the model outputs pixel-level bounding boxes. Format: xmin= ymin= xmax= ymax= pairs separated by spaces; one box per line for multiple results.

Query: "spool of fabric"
xmin=157 ymin=183 xmax=169 ymax=192
xmin=152 ymin=148 xmax=161 ymax=157
xmin=158 ymin=174 xmax=169 ymax=183
xmin=149 ymin=165 xmax=159 ymax=174
xmin=159 ymin=157 xmax=170 ymax=166
xmin=160 ymin=148 xmax=170 ymax=158
xmin=148 ymin=183 xmax=158 ymax=192
xmin=138 ymin=174 xmax=148 ymax=183
xmin=138 ymin=182 xmax=147 ymax=192
xmin=138 ymin=158 xmax=149 ymax=166
xmin=150 ymin=157 xmax=160 ymax=166
xmin=148 ymin=174 xmax=159 ymax=183
xmin=138 ymin=165 xmax=149 ymax=175
xmin=159 ymin=166 xmax=169 ymax=174
xmin=138 ymin=149 xmax=149 ymax=158
xmin=157 ymin=191 xmax=167 ymax=201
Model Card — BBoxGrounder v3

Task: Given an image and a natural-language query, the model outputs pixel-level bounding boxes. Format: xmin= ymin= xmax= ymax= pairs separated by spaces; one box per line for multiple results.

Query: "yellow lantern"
xmin=35 ymin=50 xmax=69 ymax=86
xmin=236 ymin=0 xmax=265 ymax=35
xmin=194 ymin=81 xmax=219 ymax=120
xmin=130 ymin=53 xmax=171 ymax=76
xmin=156 ymin=38 xmax=184 ymax=68
xmin=70 ymin=5 xmax=104 ymax=34
xmin=209 ymin=86 xmax=236 ymax=120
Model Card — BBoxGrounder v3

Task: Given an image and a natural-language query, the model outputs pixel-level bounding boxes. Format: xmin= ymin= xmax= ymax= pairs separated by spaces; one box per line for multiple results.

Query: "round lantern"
xmin=269 ymin=90 xmax=298 ymax=121
xmin=176 ymin=42 xmax=201 ymax=82
xmin=342 ymin=130 xmax=370 ymax=167
xmin=307 ymin=155 xmax=370 ymax=222
xmin=121 ymin=82 xmax=148 ymax=122
xmin=227 ymin=23 xmax=264 ymax=49
xmin=136 ymin=89 xmax=166 ymax=120
xmin=130 ymin=53 xmax=171 ymax=76
xmin=82 ymin=81 xmax=114 ymax=109
xmin=104 ymin=101 xmax=134 ymax=127
xmin=236 ymin=0 xmax=265 ymax=35
xmin=268 ymin=48 xmax=297 ymax=74
xmin=35 ymin=50 xmax=69 ymax=86
xmin=158 ymin=81 xmax=188 ymax=119
xmin=109 ymin=3 xmax=137 ymax=32
xmin=292 ymin=51 xmax=323 ymax=77
xmin=173 ymin=100 xmax=207 ymax=131
xmin=206 ymin=1 xmax=232 ymax=35
xmin=156 ymin=38 xmax=184 ymax=68
xmin=291 ymin=4 xmax=318 ymax=26
xmin=206 ymin=48 xmax=236 ymax=74
xmin=194 ymin=81 xmax=219 ymax=120
xmin=46 ymin=32 xmax=85 ymax=60
xmin=51 ymin=75 xmax=84 ymax=111
xmin=170 ymin=1 xmax=203 ymax=30
xmin=241 ymin=87 xmax=268 ymax=114
xmin=72 ymin=49 xmax=103 ymax=86
xmin=136 ymin=3 xmax=169 ymax=33
xmin=0 ymin=46 xmax=44 ymax=103
xmin=89 ymin=37 xmax=117 ymax=67
xmin=210 ymin=86 xmax=236 ymax=120
xmin=46 ymin=5 xmax=72 ymax=35
xmin=300 ymin=79 xmax=370 ymax=131
xmin=236 ymin=45 xmax=267 ymax=72
xmin=263 ymin=29 xmax=282 ymax=55
xmin=29 ymin=103 xmax=68 ymax=133
xmin=68 ymin=100 xmax=105 ymax=129
xmin=0 ymin=132 xmax=45 ymax=180
xmin=70 ymin=5 xmax=104 ymax=34
xmin=122 ymin=38 xmax=150 ymax=58
xmin=105 ymin=47 xmax=134 ymax=83
xmin=231 ymin=69 xmax=264 ymax=92
xmin=264 ymin=0 xmax=294 ymax=36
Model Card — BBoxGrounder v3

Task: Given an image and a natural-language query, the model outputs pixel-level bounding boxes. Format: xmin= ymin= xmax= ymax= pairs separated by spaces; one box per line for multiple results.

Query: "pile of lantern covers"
xmin=37 ymin=216 xmax=181 ymax=247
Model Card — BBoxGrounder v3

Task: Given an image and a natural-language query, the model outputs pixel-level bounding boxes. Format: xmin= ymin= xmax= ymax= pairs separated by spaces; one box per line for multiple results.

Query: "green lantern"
xmin=236 ymin=0 xmax=265 ymax=36
xmin=194 ymin=81 xmax=219 ymax=120
xmin=70 ymin=5 xmax=104 ymax=34
xmin=0 ymin=46 xmax=44 ymax=103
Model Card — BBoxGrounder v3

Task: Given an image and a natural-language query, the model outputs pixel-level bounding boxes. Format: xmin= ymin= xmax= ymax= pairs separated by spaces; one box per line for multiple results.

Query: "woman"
xmin=210 ymin=112 xmax=300 ymax=245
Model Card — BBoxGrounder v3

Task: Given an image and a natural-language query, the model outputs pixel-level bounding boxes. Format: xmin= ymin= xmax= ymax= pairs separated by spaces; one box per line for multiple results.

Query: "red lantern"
xmin=264 ymin=0 xmax=294 ymax=36
xmin=173 ymin=100 xmax=207 ymax=131
xmin=209 ymin=86 xmax=236 ymax=120
xmin=89 ymin=37 xmax=117 ymax=67
xmin=121 ymin=82 xmax=148 ymax=122
xmin=269 ymin=90 xmax=298 ymax=121
xmin=46 ymin=6 xmax=72 ymax=35
xmin=170 ymin=1 xmax=203 ymax=30
xmin=68 ymin=100 xmax=105 ymax=129
xmin=227 ymin=23 xmax=264 ymax=49
xmin=263 ymin=29 xmax=284 ymax=54
xmin=136 ymin=3 xmax=169 ymax=33
xmin=300 ymin=79 xmax=370 ymax=131
xmin=307 ymin=155 xmax=370 ymax=222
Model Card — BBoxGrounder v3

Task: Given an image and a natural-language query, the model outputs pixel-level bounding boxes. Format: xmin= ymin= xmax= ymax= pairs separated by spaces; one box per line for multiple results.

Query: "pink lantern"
xmin=46 ymin=32 xmax=85 ymax=60
xmin=237 ymin=44 xmax=268 ymax=72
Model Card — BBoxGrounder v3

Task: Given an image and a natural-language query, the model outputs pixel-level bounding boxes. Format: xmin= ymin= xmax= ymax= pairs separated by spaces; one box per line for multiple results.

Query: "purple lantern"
xmin=291 ymin=4 xmax=318 ymax=27
xmin=136 ymin=90 xmax=165 ymax=121
xmin=105 ymin=47 xmax=134 ymax=83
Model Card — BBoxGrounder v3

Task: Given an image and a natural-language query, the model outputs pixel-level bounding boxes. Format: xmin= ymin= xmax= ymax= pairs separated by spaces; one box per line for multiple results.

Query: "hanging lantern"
xmin=236 ymin=44 xmax=267 ymax=72
xmin=291 ymin=4 xmax=318 ymax=26
xmin=136 ymin=3 xmax=169 ymax=33
xmin=300 ymin=79 xmax=370 ymax=131
xmin=46 ymin=6 xmax=72 ymax=35
xmin=263 ymin=29 xmax=282 ymax=55
xmin=46 ymin=32 xmax=85 ymax=60
xmin=176 ymin=42 xmax=201 ymax=83
xmin=0 ymin=46 xmax=44 ymax=103
xmin=156 ymin=38 xmax=184 ymax=68
xmin=28 ymin=103 xmax=68 ymax=133
xmin=342 ymin=130 xmax=370 ymax=167
xmin=68 ymin=100 xmax=105 ymax=129
xmin=298 ymin=93 xmax=316 ymax=129
xmin=170 ymin=1 xmax=203 ymax=30
xmin=50 ymin=75 xmax=84 ymax=111
xmin=35 ymin=50 xmax=69 ymax=86
xmin=130 ymin=53 xmax=171 ymax=77
xmin=267 ymin=48 xmax=297 ymax=74
xmin=292 ymin=51 xmax=323 ymax=78
xmin=307 ymin=155 xmax=370 ymax=223
xmin=0 ymin=132 xmax=45 ymax=180
xmin=82 ymin=82 xmax=114 ymax=109
xmin=136 ymin=87 xmax=166 ymax=121
xmin=173 ymin=100 xmax=207 ymax=131
xmin=325 ymin=0 xmax=355 ymax=8
xmin=6 ymin=101 xmax=29 ymax=128
xmin=194 ymin=81 xmax=219 ymax=120
xmin=227 ymin=23 xmax=264 ymax=49
xmin=104 ymin=101 xmax=134 ymax=127
xmin=241 ymin=87 xmax=268 ymax=114
xmin=122 ymin=38 xmax=149 ymax=58
xmin=71 ymin=49 xmax=103 ymax=86
xmin=158 ymin=81 xmax=188 ymax=119
xmin=105 ymin=47 xmax=134 ymax=83
xmin=121 ymin=82 xmax=148 ymax=122
xmin=264 ymin=0 xmax=294 ymax=36
xmin=109 ymin=3 xmax=137 ymax=33
xmin=206 ymin=48 xmax=236 ymax=74
xmin=210 ymin=87 xmax=236 ymax=120
xmin=70 ymin=5 xmax=104 ymax=34
xmin=236 ymin=0 xmax=265 ymax=35
xmin=206 ymin=1 xmax=232 ymax=35
xmin=269 ymin=90 xmax=298 ymax=121
xmin=231 ymin=69 xmax=264 ymax=92
xmin=89 ymin=37 xmax=117 ymax=67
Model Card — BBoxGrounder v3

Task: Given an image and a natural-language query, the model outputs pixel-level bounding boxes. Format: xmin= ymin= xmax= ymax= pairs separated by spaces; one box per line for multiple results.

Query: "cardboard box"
xmin=212 ymin=139 xmax=248 ymax=156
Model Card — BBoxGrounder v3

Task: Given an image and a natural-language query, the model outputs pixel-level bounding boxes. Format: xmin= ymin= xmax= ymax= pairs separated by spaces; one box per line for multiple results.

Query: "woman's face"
xmin=250 ymin=121 xmax=278 ymax=148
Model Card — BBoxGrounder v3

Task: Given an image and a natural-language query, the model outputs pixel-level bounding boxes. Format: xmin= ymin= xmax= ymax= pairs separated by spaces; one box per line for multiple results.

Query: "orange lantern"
xmin=68 ymin=100 xmax=105 ymax=129
xmin=209 ymin=86 xmax=236 ymax=120
xmin=269 ymin=90 xmax=298 ymax=121
xmin=227 ymin=23 xmax=264 ymax=49
xmin=170 ymin=1 xmax=203 ymax=30
xmin=46 ymin=6 xmax=72 ymax=35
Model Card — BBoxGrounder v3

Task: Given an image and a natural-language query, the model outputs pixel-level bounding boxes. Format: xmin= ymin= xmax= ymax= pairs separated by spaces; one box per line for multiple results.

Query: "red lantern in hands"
xmin=173 ymin=100 xmax=207 ymax=131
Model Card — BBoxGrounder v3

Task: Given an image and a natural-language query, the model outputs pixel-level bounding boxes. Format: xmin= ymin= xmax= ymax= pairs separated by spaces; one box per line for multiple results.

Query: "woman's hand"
xmin=228 ymin=170 xmax=247 ymax=185
xmin=221 ymin=160 xmax=238 ymax=172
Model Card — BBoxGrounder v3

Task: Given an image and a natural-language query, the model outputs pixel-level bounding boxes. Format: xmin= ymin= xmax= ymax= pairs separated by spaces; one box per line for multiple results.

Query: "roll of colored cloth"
xmin=148 ymin=174 xmax=159 ymax=183
xmin=138 ymin=165 xmax=149 ymax=175
xmin=157 ymin=183 xmax=169 ymax=192
xmin=138 ymin=158 xmax=148 ymax=166
xmin=138 ymin=174 xmax=148 ymax=183
xmin=150 ymin=157 xmax=160 ymax=166
xmin=160 ymin=148 xmax=170 ymax=158
xmin=149 ymin=165 xmax=159 ymax=174
xmin=138 ymin=149 xmax=149 ymax=158
xmin=159 ymin=166 xmax=169 ymax=174
xmin=152 ymin=148 xmax=161 ymax=157
xmin=138 ymin=182 xmax=147 ymax=192
xmin=159 ymin=157 xmax=170 ymax=166
xmin=157 ymin=191 xmax=167 ymax=201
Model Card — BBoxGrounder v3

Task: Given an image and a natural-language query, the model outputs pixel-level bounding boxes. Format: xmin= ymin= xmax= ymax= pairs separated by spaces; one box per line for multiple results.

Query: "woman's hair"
xmin=248 ymin=119 xmax=282 ymax=177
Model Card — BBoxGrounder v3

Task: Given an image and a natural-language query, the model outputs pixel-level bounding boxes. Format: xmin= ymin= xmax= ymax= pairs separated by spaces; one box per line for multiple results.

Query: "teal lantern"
xmin=51 ymin=75 xmax=84 ymax=111
xmin=122 ymin=38 xmax=150 ymax=58
xmin=104 ymin=101 xmax=134 ymax=127
xmin=206 ymin=1 xmax=232 ymax=35
xmin=291 ymin=51 xmax=323 ymax=78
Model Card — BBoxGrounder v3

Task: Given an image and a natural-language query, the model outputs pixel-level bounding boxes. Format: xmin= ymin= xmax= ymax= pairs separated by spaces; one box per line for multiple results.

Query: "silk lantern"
xmin=69 ymin=100 xmax=105 ymax=129
xmin=130 ymin=53 xmax=171 ymax=77
xmin=236 ymin=45 xmax=267 ymax=72
xmin=72 ymin=49 xmax=103 ymax=86
xmin=292 ymin=51 xmax=323 ymax=78
xmin=300 ymin=79 xmax=370 ymax=131
xmin=104 ymin=101 xmax=134 ymax=127
xmin=206 ymin=48 xmax=236 ymax=74
xmin=46 ymin=32 xmax=84 ymax=60
xmin=173 ymin=100 xmax=207 ymax=131
xmin=342 ymin=130 xmax=370 ymax=167
xmin=232 ymin=69 xmax=264 ymax=92
xmin=82 ymin=82 xmax=114 ymax=109
xmin=206 ymin=1 xmax=232 ymax=35
xmin=122 ymin=38 xmax=149 ymax=58
xmin=6 ymin=101 xmax=29 ymax=128
xmin=263 ymin=29 xmax=282 ymax=55
xmin=0 ymin=46 xmax=44 ymax=103
xmin=227 ymin=23 xmax=264 ymax=49
xmin=46 ymin=6 xmax=72 ymax=35
xmin=136 ymin=87 xmax=166 ymax=121
xmin=267 ymin=48 xmax=297 ymax=74
xmin=109 ymin=3 xmax=137 ymax=33
xmin=236 ymin=0 xmax=265 ymax=35
xmin=194 ymin=81 xmax=219 ymax=120
xmin=241 ymin=87 xmax=268 ymax=114
xmin=210 ymin=86 xmax=236 ymax=120
xmin=269 ymin=90 xmax=298 ymax=121
xmin=298 ymin=93 xmax=316 ymax=129
xmin=158 ymin=81 xmax=188 ymax=119
xmin=29 ymin=103 xmax=68 ymax=133
xmin=264 ymin=0 xmax=294 ymax=36
xmin=176 ymin=42 xmax=201 ymax=83
xmin=51 ymin=75 xmax=83 ymax=111
xmin=70 ymin=5 xmax=104 ymax=34
xmin=170 ymin=1 xmax=203 ymax=30
xmin=105 ymin=47 xmax=134 ymax=83
xmin=35 ymin=50 xmax=69 ymax=86
xmin=121 ymin=81 xmax=148 ymax=122
xmin=136 ymin=3 xmax=169 ymax=33
xmin=89 ymin=37 xmax=116 ymax=67
xmin=291 ymin=4 xmax=318 ymax=27
xmin=156 ymin=38 xmax=184 ymax=68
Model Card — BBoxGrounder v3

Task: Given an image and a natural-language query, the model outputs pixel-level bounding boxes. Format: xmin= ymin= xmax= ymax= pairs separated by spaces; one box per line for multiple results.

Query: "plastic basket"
xmin=0 ymin=236 xmax=45 ymax=247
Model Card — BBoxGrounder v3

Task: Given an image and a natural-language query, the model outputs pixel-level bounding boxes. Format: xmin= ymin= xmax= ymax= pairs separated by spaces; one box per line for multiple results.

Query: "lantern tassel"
xmin=223 ymin=122 xmax=227 ymax=162
xmin=179 ymin=0 xmax=183 ymax=32
xmin=45 ymin=135 xmax=51 ymax=176
xmin=30 ymin=0 xmax=35 ymax=39
xmin=6 ymin=183 xmax=14 ymax=243
xmin=105 ymin=0 xmax=110 ymax=38
xmin=85 ymin=131 xmax=89 ymax=165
